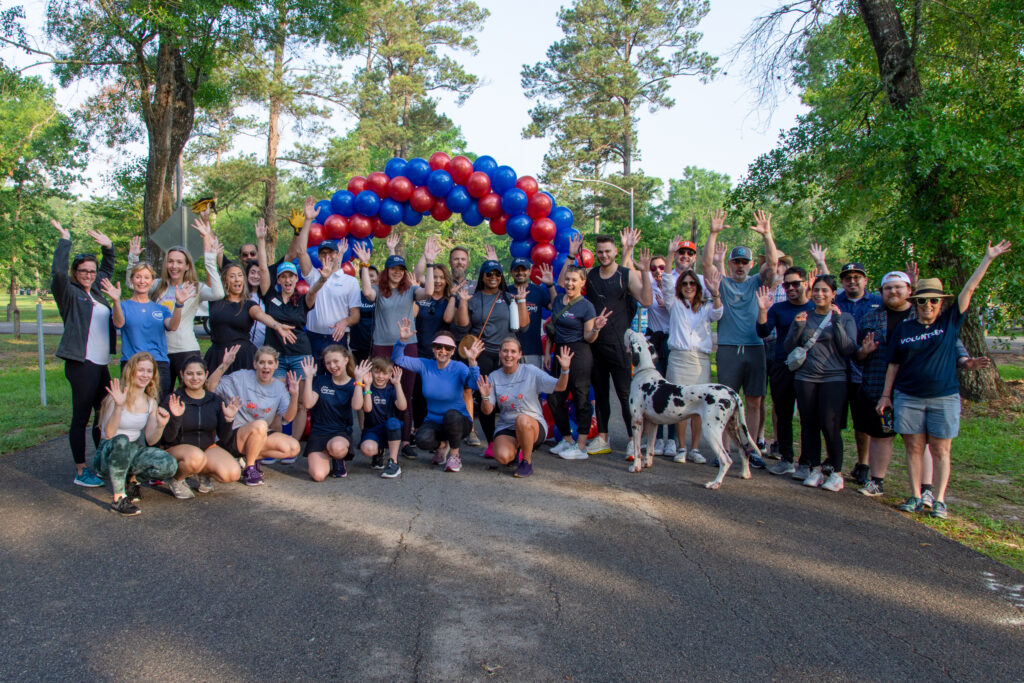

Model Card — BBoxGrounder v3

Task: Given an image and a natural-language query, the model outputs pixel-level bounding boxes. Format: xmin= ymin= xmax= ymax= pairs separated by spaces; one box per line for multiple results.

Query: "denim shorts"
xmin=273 ymin=354 xmax=307 ymax=379
xmin=893 ymin=391 xmax=960 ymax=439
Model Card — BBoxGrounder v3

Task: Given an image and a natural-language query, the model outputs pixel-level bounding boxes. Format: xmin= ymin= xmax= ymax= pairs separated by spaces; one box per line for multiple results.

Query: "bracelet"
xmin=425 ymin=262 xmax=434 ymax=267
xmin=174 ymin=302 xmax=184 ymax=308
xmin=481 ymin=396 xmax=490 ymax=402
xmin=516 ymin=298 xmax=526 ymax=303
xmin=359 ymin=261 xmax=370 ymax=267
xmin=354 ymin=381 xmax=364 ymax=388
xmin=560 ymin=369 xmax=570 ymax=375
xmin=363 ymin=389 xmax=372 ymax=396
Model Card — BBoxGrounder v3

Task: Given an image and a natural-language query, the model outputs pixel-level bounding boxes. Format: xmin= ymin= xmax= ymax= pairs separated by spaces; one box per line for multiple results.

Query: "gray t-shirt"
xmin=717 ymin=274 xmax=768 ymax=346
xmin=372 ymin=286 xmax=419 ymax=346
xmin=784 ymin=311 xmax=858 ymax=383
xmin=216 ymin=369 xmax=291 ymax=426
xmin=459 ymin=290 xmax=514 ymax=352
xmin=486 ymin=364 xmax=558 ymax=434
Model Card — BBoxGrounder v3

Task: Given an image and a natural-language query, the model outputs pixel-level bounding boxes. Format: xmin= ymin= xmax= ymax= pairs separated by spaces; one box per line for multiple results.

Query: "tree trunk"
xmin=262 ymin=4 xmax=287 ymax=257
xmin=856 ymin=0 xmax=922 ymax=111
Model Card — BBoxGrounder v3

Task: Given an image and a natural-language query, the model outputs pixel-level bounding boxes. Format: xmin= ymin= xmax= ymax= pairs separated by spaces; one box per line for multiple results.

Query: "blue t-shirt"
xmin=415 ymin=296 xmax=449 ymax=347
xmin=717 ymin=275 xmax=766 ymax=346
xmin=756 ymin=300 xmax=816 ymax=360
xmin=120 ymin=299 xmax=171 ymax=362
xmin=887 ymin=305 xmax=964 ymax=398
xmin=517 ymin=283 xmax=551 ymax=355
xmin=837 ymin=291 xmax=882 ymax=382
xmin=550 ymin=296 xmax=596 ymax=344
xmin=366 ymin=383 xmax=397 ymax=428
xmin=392 ymin=341 xmax=479 ymax=422
xmin=309 ymin=376 xmax=355 ymax=435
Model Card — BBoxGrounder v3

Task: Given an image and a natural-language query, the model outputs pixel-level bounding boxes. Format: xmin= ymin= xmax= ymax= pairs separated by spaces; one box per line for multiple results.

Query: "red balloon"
xmin=530 ymin=217 xmax=556 ymax=243
xmin=466 ymin=171 xmax=491 ymax=198
xmin=489 ymin=214 xmax=508 ymax=236
xmin=409 ymin=186 xmax=434 ymax=213
xmin=429 ymin=152 xmax=451 ymax=171
xmin=577 ymin=247 xmax=594 ymax=268
xmin=366 ymin=172 xmax=390 ymax=198
xmin=529 ymin=264 xmax=544 ymax=284
xmin=430 ymin=198 xmax=453 ymax=222
xmin=477 ymin=192 xmax=503 ymax=219
xmin=531 ymin=242 xmax=557 ymax=265
xmin=341 ymin=262 xmax=356 ymax=277
xmin=348 ymin=214 xmax=372 ymax=239
xmin=347 ymin=176 xmax=367 ymax=195
xmin=449 ymin=155 xmax=473 ymax=185
xmin=526 ymin=192 xmax=552 ymax=220
xmin=388 ymin=176 xmax=414 ymax=202
xmin=516 ymin=175 xmax=539 ymax=197
xmin=308 ymin=222 xmax=325 ymax=246
xmin=371 ymin=217 xmax=391 ymax=239
xmin=324 ymin=214 xmax=349 ymax=239
xmin=295 ymin=280 xmax=310 ymax=296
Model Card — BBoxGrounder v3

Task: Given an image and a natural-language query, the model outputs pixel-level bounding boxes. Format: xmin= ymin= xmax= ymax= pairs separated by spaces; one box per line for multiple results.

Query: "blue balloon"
xmin=473 ymin=155 xmax=498 ymax=178
xmin=405 ymin=157 xmax=431 ymax=185
xmin=509 ymin=239 xmax=535 ymax=259
xmin=426 ymin=169 xmax=454 ymax=198
xmin=501 ymin=188 xmax=528 ymax=215
xmin=506 ymin=213 xmax=532 ymax=241
xmin=304 ymin=248 xmax=322 ymax=271
xmin=554 ymin=227 xmax=581 ymax=254
xmin=314 ymin=200 xmax=331 ymax=223
xmin=461 ymin=203 xmax=483 ymax=227
xmin=402 ymin=203 xmax=423 ymax=226
xmin=446 ymin=185 xmax=472 ymax=213
xmin=356 ymin=236 xmax=374 ymax=254
xmin=550 ymin=206 xmax=574 ymax=232
xmin=330 ymin=190 xmax=355 ymax=217
xmin=354 ymin=190 xmax=381 ymax=217
xmin=491 ymin=165 xmax=517 ymax=194
xmin=379 ymin=198 xmax=404 ymax=226
xmin=384 ymin=157 xmax=408 ymax=178
xmin=553 ymin=253 xmax=570 ymax=279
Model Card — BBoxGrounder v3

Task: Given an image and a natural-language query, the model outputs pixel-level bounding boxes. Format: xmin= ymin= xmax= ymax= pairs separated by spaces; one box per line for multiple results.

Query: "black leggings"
xmin=591 ymin=342 xmax=633 ymax=437
xmin=64 ymin=360 xmax=111 ymax=466
xmin=471 ymin=350 xmax=500 ymax=442
xmin=416 ymin=410 xmax=473 ymax=451
xmin=794 ymin=380 xmax=847 ymax=471
xmin=548 ymin=342 xmax=593 ymax=440
xmin=769 ymin=359 xmax=799 ymax=464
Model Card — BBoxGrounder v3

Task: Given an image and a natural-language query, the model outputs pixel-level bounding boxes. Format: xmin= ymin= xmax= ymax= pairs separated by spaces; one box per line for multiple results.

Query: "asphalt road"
xmin=2 ymin=426 xmax=1023 ymax=681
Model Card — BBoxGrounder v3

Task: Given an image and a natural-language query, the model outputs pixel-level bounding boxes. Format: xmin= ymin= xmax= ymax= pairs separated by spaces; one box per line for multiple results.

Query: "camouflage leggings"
xmin=92 ymin=435 xmax=178 ymax=497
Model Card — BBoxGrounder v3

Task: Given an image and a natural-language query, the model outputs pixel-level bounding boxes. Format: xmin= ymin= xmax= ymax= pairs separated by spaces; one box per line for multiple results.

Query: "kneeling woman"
xmin=206 ymin=345 xmax=302 ymax=486
xmin=93 ymin=352 xmax=178 ymax=516
xmin=160 ymin=357 xmax=244 ymax=499
xmin=299 ymin=350 xmax=370 ymax=482
xmin=478 ymin=338 xmax=572 ymax=478
xmin=393 ymin=318 xmax=483 ymax=473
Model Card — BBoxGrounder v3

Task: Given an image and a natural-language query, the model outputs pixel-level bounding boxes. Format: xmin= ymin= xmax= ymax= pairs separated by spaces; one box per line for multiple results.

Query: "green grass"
xmin=0 ymin=335 xmax=76 ymax=454
xmin=6 ymin=295 xmax=61 ymax=323
xmin=998 ymin=364 xmax=1024 ymax=381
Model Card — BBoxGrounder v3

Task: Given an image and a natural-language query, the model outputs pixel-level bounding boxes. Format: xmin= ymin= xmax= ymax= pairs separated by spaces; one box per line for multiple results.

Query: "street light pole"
xmin=569 ymin=177 xmax=634 ymax=234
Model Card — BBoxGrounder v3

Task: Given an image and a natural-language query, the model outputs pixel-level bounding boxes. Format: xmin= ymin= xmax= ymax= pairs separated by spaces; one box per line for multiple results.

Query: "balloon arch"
xmin=303 ymin=152 xmax=592 ymax=283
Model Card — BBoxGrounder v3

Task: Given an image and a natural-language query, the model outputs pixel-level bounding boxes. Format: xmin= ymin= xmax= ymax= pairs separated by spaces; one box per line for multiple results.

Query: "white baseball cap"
xmin=880 ymin=271 xmax=911 ymax=286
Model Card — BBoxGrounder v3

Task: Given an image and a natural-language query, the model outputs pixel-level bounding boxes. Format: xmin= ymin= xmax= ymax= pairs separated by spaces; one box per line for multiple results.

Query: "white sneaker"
xmin=550 ymin=440 xmax=573 ymax=455
xmin=802 ymin=468 xmax=825 ymax=487
xmin=664 ymin=440 xmax=677 ymax=458
xmin=625 ymin=441 xmax=638 ymax=461
xmin=559 ymin=445 xmax=589 ymax=460
xmin=688 ymin=449 xmax=706 ymax=465
xmin=586 ymin=436 xmax=611 ymax=455
xmin=821 ymin=471 xmax=844 ymax=492
xmin=653 ymin=439 xmax=665 ymax=456
xmin=672 ymin=448 xmax=687 ymax=463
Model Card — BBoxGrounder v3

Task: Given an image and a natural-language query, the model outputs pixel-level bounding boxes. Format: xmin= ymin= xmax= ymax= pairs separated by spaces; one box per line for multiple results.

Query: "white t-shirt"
xmin=304 ymin=270 xmax=362 ymax=335
xmin=85 ymin=298 xmax=111 ymax=365
xmin=486 ymin=364 xmax=558 ymax=434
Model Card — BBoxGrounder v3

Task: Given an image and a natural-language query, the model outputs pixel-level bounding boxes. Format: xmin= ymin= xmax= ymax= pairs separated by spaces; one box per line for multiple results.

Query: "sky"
xmin=8 ymin=0 xmax=806 ymax=196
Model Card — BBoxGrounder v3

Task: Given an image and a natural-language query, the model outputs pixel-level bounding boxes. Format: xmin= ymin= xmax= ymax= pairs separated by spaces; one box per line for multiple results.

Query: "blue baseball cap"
xmin=384 ymin=255 xmax=407 ymax=270
xmin=479 ymin=259 xmax=503 ymax=275
xmin=510 ymin=258 xmax=532 ymax=271
xmin=729 ymin=246 xmax=753 ymax=262
xmin=277 ymin=261 xmax=298 ymax=277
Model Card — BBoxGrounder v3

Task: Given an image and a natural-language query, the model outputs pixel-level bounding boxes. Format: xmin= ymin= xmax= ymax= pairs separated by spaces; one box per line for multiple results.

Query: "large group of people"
xmin=50 ymin=203 xmax=1010 ymax=519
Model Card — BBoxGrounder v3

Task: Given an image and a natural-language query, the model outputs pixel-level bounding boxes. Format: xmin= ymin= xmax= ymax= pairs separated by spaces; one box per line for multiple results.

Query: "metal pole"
xmin=629 ymin=188 xmax=634 ymax=233
xmin=36 ymin=301 xmax=46 ymax=406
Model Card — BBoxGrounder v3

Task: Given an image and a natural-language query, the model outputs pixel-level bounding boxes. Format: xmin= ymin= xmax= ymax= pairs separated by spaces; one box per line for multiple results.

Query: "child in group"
xmin=359 ymin=358 xmax=408 ymax=479
xmin=299 ymin=347 xmax=370 ymax=482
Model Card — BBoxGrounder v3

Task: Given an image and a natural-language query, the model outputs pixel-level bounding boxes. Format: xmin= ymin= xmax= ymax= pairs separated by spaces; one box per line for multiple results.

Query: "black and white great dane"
xmin=625 ymin=329 xmax=758 ymax=489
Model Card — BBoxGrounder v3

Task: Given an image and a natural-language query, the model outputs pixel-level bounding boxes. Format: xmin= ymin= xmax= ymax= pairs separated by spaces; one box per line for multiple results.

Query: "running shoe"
xmin=464 ymin=431 xmax=481 ymax=447
xmin=483 ymin=442 xmax=494 ymax=459
xmin=559 ymin=445 xmax=589 ymax=460
xmin=279 ymin=457 xmax=297 ymax=465
xmin=191 ymin=474 xmax=214 ymax=493
xmin=859 ymin=480 xmax=884 ymax=497
xmin=792 ymin=464 xmax=811 ymax=481
xmin=653 ymin=439 xmax=665 ymax=456
xmin=821 ymin=471 xmax=844 ymax=492
xmin=673 ymin=448 xmax=688 ymax=463
xmin=550 ymin=440 xmax=573 ymax=456
xmin=756 ymin=438 xmax=767 ymax=453
xmin=768 ymin=461 xmax=795 ymax=476
xmin=260 ymin=458 xmax=276 ymax=465
xmin=748 ymin=451 xmax=767 ymax=469
xmin=331 ymin=459 xmax=347 ymax=478
xmin=125 ymin=479 xmax=142 ymax=502
xmin=243 ymin=465 xmax=264 ymax=486
xmin=898 ymin=497 xmax=923 ymax=513
xmin=110 ymin=497 xmax=140 ymax=516
xmin=688 ymin=449 xmax=706 ymax=465
xmin=625 ymin=441 xmax=638 ymax=462
xmin=930 ymin=501 xmax=948 ymax=519
xmin=167 ymin=477 xmax=195 ymax=499
xmin=402 ymin=444 xmax=419 ymax=460
xmin=768 ymin=441 xmax=781 ymax=459
xmin=514 ymin=460 xmax=533 ymax=478
xmin=444 ymin=452 xmax=462 ymax=472
xmin=802 ymin=469 xmax=824 ymax=488
xmin=664 ymin=440 xmax=677 ymax=458
xmin=381 ymin=460 xmax=401 ymax=478
xmin=74 ymin=467 xmax=104 ymax=488
xmin=586 ymin=436 xmax=611 ymax=455
xmin=432 ymin=448 xmax=447 ymax=466
xmin=921 ymin=489 xmax=936 ymax=509
xmin=372 ymin=453 xmax=386 ymax=469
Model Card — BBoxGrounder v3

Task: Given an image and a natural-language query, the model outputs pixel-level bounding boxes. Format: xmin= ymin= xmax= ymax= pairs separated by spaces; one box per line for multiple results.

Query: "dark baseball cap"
xmin=317 ymin=240 xmax=338 ymax=253
xmin=479 ymin=259 xmax=503 ymax=275
xmin=384 ymin=255 xmax=407 ymax=270
xmin=840 ymin=262 xmax=866 ymax=277
xmin=510 ymin=258 xmax=532 ymax=271
xmin=729 ymin=246 xmax=753 ymax=262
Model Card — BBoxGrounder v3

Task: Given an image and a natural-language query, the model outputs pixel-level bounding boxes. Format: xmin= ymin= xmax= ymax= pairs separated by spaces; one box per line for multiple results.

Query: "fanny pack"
xmin=544 ymin=296 xmax=583 ymax=341
xmin=786 ymin=313 xmax=832 ymax=371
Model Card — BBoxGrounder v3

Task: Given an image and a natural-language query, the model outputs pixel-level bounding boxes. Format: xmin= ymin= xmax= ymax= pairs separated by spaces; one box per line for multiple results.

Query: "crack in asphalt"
xmin=548 ymin=578 xmax=562 ymax=622
xmin=878 ymin=627 xmax=954 ymax=680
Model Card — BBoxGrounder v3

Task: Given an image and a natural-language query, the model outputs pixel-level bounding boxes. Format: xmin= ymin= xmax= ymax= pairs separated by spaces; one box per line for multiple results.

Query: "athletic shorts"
xmin=494 ymin=421 xmax=546 ymax=450
xmin=360 ymin=418 xmax=402 ymax=445
xmin=303 ymin=430 xmax=352 ymax=457
xmin=894 ymin=391 xmax=960 ymax=439
xmin=715 ymin=345 xmax=766 ymax=397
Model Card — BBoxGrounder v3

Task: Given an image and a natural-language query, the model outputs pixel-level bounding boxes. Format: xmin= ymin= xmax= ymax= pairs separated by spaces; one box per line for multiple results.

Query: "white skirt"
xmin=667 ymin=349 xmax=711 ymax=386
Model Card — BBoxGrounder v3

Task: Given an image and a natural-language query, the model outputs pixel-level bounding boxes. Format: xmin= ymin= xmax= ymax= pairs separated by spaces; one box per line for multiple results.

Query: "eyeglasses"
xmin=916 ymin=298 xmax=942 ymax=305
xmin=76 ymin=268 xmax=97 ymax=275
xmin=782 ymin=281 xmax=803 ymax=289
xmin=676 ymin=249 xmax=696 ymax=256
xmin=651 ymin=265 xmax=665 ymax=271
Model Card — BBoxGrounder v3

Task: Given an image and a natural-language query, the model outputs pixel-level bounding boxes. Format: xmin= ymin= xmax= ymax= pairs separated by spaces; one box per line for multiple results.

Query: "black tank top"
xmin=585 ymin=265 xmax=635 ymax=348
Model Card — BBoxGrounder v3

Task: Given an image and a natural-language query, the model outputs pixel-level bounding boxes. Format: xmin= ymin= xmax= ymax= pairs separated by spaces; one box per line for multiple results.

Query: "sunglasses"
xmin=676 ymin=249 xmax=696 ymax=256
xmin=651 ymin=265 xmax=665 ymax=271
xmin=680 ymin=281 xmax=698 ymax=287
xmin=432 ymin=344 xmax=455 ymax=353
xmin=240 ymin=250 xmax=257 ymax=257
xmin=484 ymin=271 xmax=501 ymax=277
xmin=782 ymin=281 xmax=803 ymax=289
xmin=915 ymin=297 xmax=942 ymax=305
